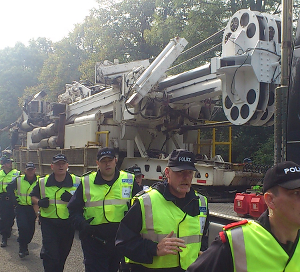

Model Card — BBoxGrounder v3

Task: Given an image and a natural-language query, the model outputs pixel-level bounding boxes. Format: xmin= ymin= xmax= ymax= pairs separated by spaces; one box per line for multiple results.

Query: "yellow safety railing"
xmin=197 ymin=123 xmax=232 ymax=162
xmin=95 ymin=131 xmax=110 ymax=147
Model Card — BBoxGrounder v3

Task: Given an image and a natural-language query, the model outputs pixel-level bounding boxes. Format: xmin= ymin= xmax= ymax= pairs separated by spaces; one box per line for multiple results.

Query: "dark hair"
xmin=268 ymin=186 xmax=279 ymax=196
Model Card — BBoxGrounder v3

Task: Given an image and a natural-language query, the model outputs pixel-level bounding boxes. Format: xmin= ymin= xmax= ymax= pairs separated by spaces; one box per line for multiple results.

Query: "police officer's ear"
xmin=164 ymin=167 xmax=170 ymax=179
xmin=264 ymin=191 xmax=276 ymax=210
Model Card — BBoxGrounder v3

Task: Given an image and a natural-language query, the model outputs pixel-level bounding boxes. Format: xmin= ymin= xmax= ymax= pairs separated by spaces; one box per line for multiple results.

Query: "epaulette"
xmin=134 ymin=190 xmax=146 ymax=198
xmin=223 ymin=219 xmax=248 ymax=231
xmin=82 ymin=170 xmax=93 ymax=176
xmin=133 ymin=187 xmax=153 ymax=199
xmin=219 ymin=231 xmax=227 ymax=243
xmin=218 ymin=220 xmax=248 ymax=244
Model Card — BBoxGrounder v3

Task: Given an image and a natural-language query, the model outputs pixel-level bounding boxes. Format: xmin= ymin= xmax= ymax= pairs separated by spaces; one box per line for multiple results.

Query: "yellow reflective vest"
xmin=0 ymin=169 xmax=20 ymax=193
xmin=128 ymin=188 xmax=208 ymax=270
xmin=226 ymin=220 xmax=300 ymax=272
xmin=39 ymin=174 xmax=81 ymax=219
xmin=16 ymin=175 xmax=38 ymax=205
xmin=82 ymin=170 xmax=134 ymax=224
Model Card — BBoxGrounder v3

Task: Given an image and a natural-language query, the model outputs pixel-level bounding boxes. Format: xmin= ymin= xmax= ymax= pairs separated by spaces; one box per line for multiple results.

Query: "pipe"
xmin=56 ymin=113 xmax=66 ymax=149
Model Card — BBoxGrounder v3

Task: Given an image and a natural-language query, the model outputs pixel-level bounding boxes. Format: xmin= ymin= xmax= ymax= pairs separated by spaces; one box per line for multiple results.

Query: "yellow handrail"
xmin=197 ymin=123 xmax=232 ymax=162
xmin=95 ymin=131 xmax=110 ymax=147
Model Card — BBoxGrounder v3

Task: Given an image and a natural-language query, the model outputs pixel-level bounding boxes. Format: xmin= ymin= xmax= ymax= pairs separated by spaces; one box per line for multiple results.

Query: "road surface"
xmin=0 ymin=221 xmax=85 ymax=271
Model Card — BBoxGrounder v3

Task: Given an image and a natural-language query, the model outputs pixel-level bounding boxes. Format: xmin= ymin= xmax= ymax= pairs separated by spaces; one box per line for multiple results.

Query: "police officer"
xmin=30 ymin=154 xmax=80 ymax=272
xmin=68 ymin=147 xmax=140 ymax=272
xmin=7 ymin=162 xmax=38 ymax=258
xmin=187 ymin=161 xmax=300 ymax=272
xmin=116 ymin=149 xmax=209 ymax=272
xmin=0 ymin=156 xmax=20 ymax=247
xmin=125 ymin=164 xmax=145 ymax=191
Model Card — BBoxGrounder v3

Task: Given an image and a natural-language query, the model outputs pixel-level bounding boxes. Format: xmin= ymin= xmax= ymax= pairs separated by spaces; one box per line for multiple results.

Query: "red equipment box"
xmin=234 ymin=193 xmax=256 ymax=216
xmin=249 ymin=195 xmax=267 ymax=218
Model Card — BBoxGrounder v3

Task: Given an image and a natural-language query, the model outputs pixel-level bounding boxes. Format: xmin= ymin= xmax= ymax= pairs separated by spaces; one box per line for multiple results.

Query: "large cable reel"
xmin=218 ymin=9 xmax=281 ymax=126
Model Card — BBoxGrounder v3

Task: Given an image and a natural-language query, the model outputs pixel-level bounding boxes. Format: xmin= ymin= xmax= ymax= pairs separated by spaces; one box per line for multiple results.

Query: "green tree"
xmin=0 ymin=42 xmax=48 ymax=124
xmin=252 ymin=134 xmax=274 ymax=164
xmin=38 ymin=38 xmax=87 ymax=101
xmin=74 ymin=0 xmax=157 ymax=82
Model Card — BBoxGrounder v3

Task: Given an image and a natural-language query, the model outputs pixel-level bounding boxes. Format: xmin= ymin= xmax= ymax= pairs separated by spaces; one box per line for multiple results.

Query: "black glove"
xmin=79 ymin=217 xmax=95 ymax=240
xmin=38 ymin=197 xmax=49 ymax=208
xmin=13 ymin=196 xmax=20 ymax=206
xmin=60 ymin=191 xmax=73 ymax=202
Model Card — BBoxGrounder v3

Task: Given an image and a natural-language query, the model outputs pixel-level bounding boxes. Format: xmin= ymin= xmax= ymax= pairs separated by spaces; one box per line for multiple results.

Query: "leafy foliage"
xmin=0 ymin=0 xmax=295 ymax=161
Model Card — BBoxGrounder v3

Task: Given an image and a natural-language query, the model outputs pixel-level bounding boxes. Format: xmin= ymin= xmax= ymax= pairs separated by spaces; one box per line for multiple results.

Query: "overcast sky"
xmin=0 ymin=0 xmax=99 ymax=49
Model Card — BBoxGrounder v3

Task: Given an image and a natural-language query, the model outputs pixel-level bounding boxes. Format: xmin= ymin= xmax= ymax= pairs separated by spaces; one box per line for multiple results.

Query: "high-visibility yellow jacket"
xmin=0 ymin=169 xmax=20 ymax=193
xmin=82 ymin=170 xmax=134 ymax=224
xmin=15 ymin=175 xmax=38 ymax=205
xmin=39 ymin=174 xmax=81 ymax=219
xmin=128 ymin=188 xmax=208 ymax=270
xmin=226 ymin=220 xmax=300 ymax=272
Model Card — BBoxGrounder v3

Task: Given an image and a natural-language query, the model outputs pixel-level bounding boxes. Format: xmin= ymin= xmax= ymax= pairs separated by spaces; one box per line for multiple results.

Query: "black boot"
xmin=1 ymin=236 xmax=7 ymax=247
xmin=19 ymin=244 xmax=27 ymax=258
xmin=25 ymin=244 xmax=29 ymax=256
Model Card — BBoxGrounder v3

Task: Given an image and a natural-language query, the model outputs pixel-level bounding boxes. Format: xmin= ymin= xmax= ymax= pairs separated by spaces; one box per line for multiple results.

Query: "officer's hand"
xmin=60 ymin=190 xmax=73 ymax=202
xmin=38 ymin=197 xmax=49 ymax=208
xmin=79 ymin=217 xmax=95 ymax=239
xmin=156 ymin=231 xmax=186 ymax=256
xmin=13 ymin=196 xmax=20 ymax=206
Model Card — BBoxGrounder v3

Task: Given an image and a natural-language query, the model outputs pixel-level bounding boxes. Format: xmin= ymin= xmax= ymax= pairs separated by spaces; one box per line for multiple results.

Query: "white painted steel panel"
xmin=65 ymin=121 xmax=97 ymax=148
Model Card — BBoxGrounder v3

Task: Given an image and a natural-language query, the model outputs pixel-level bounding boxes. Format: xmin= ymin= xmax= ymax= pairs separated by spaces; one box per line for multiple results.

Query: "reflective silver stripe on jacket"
xmin=16 ymin=176 xmax=22 ymax=196
xmin=49 ymin=199 xmax=66 ymax=204
xmin=40 ymin=175 xmax=79 ymax=201
xmin=198 ymin=194 xmax=207 ymax=215
xmin=40 ymin=177 xmax=46 ymax=198
xmin=84 ymin=173 xmax=133 ymax=207
xmin=231 ymin=226 xmax=247 ymax=272
xmin=141 ymin=193 xmax=161 ymax=241
xmin=85 ymin=199 xmax=129 ymax=207
xmin=84 ymin=175 xmax=92 ymax=202
xmin=141 ymin=192 xmax=202 ymax=243
xmin=75 ymin=176 xmax=81 ymax=185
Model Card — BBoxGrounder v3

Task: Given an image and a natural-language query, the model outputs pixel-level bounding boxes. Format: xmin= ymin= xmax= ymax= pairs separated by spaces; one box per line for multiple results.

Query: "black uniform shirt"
xmin=186 ymin=209 xmax=300 ymax=272
xmin=115 ymin=181 xmax=209 ymax=271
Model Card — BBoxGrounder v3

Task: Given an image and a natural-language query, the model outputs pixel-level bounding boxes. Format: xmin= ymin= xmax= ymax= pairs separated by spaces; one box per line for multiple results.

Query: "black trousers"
xmin=15 ymin=205 xmax=36 ymax=247
xmin=40 ymin=218 xmax=75 ymax=272
xmin=0 ymin=193 xmax=15 ymax=237
xmin=81 ymin=235 xmax=122 ymax=272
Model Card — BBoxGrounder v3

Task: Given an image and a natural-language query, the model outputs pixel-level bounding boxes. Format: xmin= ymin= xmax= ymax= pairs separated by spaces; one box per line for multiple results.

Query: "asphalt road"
xmin=0 ymin=221 xmax=85 ymax=272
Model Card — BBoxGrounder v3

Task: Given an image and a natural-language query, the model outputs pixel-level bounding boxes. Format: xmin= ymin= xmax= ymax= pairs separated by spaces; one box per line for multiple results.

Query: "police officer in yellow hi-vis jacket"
xmin=30 ymin=154 xmax=81 ymax=272
xmin=0 ymin=156 xmax=20 ymax=247
xmin=68 ymin=147 xmax=140 ymax=272
xmin=7 ymin=162 xmax=38 ymax=258
xmin=187 ymin=161 xmax=300 ymax=272
xmin=116 ymin=149 xmax=209 ymax=272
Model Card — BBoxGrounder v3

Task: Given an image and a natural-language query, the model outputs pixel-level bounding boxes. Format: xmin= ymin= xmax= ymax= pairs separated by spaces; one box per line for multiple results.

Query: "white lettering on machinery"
xmin=284 ymin=167 xmax=300 ymax=174
xmin=178 ymin=157 xmax=191 ymax=162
